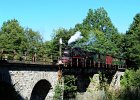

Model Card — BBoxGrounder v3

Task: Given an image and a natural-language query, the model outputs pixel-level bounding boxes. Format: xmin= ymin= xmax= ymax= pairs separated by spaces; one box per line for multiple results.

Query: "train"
xmin=60 ymin=47 xmax=126 ymax=69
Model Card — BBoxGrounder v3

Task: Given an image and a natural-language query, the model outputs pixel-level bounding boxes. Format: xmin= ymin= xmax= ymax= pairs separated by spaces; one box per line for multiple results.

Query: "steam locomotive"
xmin=60 ymin=47 xmax=126 ymax=69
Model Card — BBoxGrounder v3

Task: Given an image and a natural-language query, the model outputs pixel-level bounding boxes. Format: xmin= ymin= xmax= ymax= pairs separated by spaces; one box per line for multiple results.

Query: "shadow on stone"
xmin=0 ymin=81 xmax=23 ymax=100
xmin=0 ymin=61 xmax=23 ymax=100
xmin=76 ymin=74 xmax=93 ymax=92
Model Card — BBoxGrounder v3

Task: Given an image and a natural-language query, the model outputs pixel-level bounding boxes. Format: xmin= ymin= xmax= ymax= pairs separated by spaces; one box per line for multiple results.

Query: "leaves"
xmin=125 ymin=13 xmax=140 ymax=65
xmin=0 ymin=19 xmax=25 ymax=53
xmin=0 ymin=19 xmax=44 ymax=61
xmin=73 ymin=8 xmax=121 ymax=57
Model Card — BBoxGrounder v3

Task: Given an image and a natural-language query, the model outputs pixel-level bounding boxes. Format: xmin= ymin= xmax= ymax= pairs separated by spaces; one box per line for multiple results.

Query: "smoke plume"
xmin=68 ymin=31 xmax=83 ymax=45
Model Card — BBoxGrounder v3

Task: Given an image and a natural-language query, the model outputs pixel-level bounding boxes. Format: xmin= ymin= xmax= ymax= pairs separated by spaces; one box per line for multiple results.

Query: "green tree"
xmin=24 ymin=28 xmax=43 ymax=60
xmin=120 ymin=68 xmax=140 ymax=100
xmin=53 ymin=82 xmax=63 ymax=100
xmin=64 ymin=75 xmax=77 ymax=99
xmin=0 ymin=19 xmax=45 ymax=60
xmin=90 ymin=29 xmax=117 ymax=55
xmin=74 ymin=8 xmax=121 ymax=56
xmin=0 ymin=19 xmax=26 ymax=59
xmin=38 ymin=41 xmax=53 ymax=63
xmin=125 ymin=13 xmax=140 ymax=66
xmin=50 ymin=28 xmax=75 ymax=60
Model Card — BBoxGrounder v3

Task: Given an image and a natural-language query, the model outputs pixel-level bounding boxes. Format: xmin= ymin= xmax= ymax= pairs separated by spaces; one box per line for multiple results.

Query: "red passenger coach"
xmin=106 ymin=55 xmax=113 ymax=65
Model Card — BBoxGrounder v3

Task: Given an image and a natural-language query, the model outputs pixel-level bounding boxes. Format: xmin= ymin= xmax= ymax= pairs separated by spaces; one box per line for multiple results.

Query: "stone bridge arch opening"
xmin=30 ymin=79 xmax=52 ymax=100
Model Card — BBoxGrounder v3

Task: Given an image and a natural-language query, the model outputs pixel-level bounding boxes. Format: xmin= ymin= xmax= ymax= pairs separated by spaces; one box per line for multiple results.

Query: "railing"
xmin=62 ymin=57 xmax=126 ymax=71
xmin=0 ymin=53 xmax=59 ymax=65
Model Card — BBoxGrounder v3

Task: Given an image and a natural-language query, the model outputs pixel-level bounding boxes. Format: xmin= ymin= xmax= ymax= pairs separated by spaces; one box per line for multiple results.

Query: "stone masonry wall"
xmin=9 ymin=70 xmax=58 ymax=100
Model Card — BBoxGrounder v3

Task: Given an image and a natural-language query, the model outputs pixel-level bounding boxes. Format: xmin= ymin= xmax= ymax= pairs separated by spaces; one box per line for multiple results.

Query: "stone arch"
xmin=30 ymin=79 xmax=52 ymax=100
xmin=0 ymin=81 xmax=23 ymax=100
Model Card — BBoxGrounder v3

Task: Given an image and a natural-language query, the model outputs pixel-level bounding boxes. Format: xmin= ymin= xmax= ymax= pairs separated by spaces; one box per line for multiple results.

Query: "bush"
xmin=119 ymin=68 xmax=140 ymax=100
xmin=8 ymin=54 xmax=14 ymax=60
xmin=64 ymin=75 xmax=77 ymax=99
xmin=53 ymin=83 xmax=63 ymax=100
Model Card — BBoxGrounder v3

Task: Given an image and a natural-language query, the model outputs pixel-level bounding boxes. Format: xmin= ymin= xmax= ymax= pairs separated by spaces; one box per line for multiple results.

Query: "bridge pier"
xmin=109 ymin=71 xmax=124 ymax=91
xmin=76 ymin=71 xmax=125 ymax=100
xmin=76 ymin=74 xmax=103 ymax=100
xmin=87 ymin=74 xmax=100 ymax=91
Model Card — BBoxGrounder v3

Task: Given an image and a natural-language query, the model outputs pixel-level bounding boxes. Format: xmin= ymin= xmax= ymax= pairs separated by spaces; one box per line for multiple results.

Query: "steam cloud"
xmin=68 ymin=31 xmax=83 ymax=44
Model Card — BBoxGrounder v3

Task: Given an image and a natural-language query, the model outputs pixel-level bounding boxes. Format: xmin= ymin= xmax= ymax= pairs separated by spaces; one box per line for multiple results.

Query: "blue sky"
xmin=0 ymin=0 xmax=140 ymax=41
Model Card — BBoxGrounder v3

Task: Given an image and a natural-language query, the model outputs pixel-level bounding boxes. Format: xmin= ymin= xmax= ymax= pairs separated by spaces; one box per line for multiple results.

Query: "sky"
xmin=0 ymin=0 xmax=140 ymax=41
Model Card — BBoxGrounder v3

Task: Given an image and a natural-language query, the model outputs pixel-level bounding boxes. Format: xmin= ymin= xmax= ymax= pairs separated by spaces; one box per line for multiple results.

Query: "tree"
xmin=0 ymin=19 xmax=44 ymax=61
xmin=24 ymin=28 xmax=43 ymax=60
xmin=50 ymin=28 xmax=75 ymax=60
xmin=53 ymin=82 xmax=63 ymax=100
xmin=125 ymin=13 xmax=140 ymax=66
xmin=74 ymin=8 xmax=121 ymax=56
xmin=120 ymin=68 xmax=140 ymax=100
xmin=0 ymin=19 xmax=26 ymax=58
xmin=38 ymin=41 xmax=53 ymax=63
xmin=64 ymin=75 xmax=77 ymax=99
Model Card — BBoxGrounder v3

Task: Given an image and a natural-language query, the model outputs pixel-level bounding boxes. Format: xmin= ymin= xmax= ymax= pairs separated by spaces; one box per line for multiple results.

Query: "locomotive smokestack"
xmin=68 ymin=31 xmax=83 ymax=45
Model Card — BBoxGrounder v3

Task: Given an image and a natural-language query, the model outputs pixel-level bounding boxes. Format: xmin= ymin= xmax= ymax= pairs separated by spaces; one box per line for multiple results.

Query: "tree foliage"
xmin=120 ymin=68 xmax=140 ymax=100
xmin=53 ymin=82 xmax=63 ymax=100
xmin=24 ymin=28 xmax=43 ymax=56
xmin=74 ymin=8 xmax=122 ymax=57
xmin=0 ymin=19 xmax=45 ymax=61
xmin=125 ymin=13 xmax=140 ymax=65
xmin=50 ymin=28 xmax=75 ymax=58
xmin=0 ymin=19 xmax=25 ymax=53
xmin=64 ymin=75 xmax=77 ymax=99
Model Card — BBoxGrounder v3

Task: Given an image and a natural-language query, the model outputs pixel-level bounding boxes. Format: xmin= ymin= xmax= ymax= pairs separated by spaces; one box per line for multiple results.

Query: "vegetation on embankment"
xmin=97 ymin=68 xmax=140 ymax=100
xmin=119 ymin=68 xmax=140 ymax=100
xmin=53 ymin=75 xmax=77 ymax=100
xmin=53 ymin=68 xmax=140 ymax=100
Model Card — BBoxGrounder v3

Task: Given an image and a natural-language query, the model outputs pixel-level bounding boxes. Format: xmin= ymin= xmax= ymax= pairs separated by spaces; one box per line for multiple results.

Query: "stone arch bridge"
xmin=0 ymin=61 xmax=59 ymax=100
xmin=0 ymin=60 xmax=125 ymax=100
